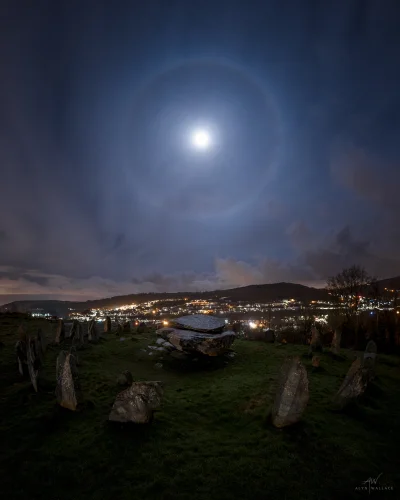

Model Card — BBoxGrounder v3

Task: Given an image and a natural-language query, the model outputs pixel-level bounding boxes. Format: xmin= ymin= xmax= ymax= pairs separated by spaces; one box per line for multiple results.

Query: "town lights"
xmin=249 ymin=321 xmax=257 ymax=329
xmin=163 ymin=320 xmax=169 ymax=326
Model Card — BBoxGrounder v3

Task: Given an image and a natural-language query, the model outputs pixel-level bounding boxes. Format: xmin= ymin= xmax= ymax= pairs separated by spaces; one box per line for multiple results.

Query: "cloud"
xmin=331 ymin=146 xmax=400 ymax=212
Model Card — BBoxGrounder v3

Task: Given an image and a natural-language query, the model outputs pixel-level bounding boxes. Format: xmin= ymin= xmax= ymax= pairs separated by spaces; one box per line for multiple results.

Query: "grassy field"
xmin=1 ymin=316 xmax=399 ymax=500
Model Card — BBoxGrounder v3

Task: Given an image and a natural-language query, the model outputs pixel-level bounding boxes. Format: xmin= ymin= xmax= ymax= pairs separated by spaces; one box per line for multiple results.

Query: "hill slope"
xmin=0 ymin=282 xmax=329 ymax=316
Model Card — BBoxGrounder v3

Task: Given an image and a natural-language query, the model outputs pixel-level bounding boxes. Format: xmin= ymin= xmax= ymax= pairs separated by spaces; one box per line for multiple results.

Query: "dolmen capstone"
xmin=332 ymin=357 xmax=368 ymax=410
xmin=157 ymin=314 xmax=235 ymax=357
xmin=271 ymin=356 xmax=309 ymax=428
xmin=56 ymin=350 xmax=81 ymax=411
xmin=109 ymin=381 xmax=163 ymax=424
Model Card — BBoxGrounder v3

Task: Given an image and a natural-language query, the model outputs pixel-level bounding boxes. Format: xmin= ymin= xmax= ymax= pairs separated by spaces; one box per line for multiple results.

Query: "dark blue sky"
xmin=1 ymin=0 xmax=400 ymax=303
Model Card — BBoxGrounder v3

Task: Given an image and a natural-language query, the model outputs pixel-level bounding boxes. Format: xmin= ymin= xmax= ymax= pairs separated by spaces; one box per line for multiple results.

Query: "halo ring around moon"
xmin=124 ymin=56 xmax=285 ymax=220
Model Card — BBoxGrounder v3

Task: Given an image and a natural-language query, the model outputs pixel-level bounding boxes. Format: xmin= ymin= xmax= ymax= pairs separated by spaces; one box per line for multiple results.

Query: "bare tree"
xmin=327 ymin=265 xmax=375 ymax=347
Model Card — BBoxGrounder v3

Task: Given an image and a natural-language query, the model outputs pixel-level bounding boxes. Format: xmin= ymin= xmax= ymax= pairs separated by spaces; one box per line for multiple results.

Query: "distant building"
xmin=30 ymin=308 xmax=50 ymax=318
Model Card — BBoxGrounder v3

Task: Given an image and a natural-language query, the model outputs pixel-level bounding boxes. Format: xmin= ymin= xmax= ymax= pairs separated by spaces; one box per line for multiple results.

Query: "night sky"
xmin=1 ymin=0 xmax=400 ymax=304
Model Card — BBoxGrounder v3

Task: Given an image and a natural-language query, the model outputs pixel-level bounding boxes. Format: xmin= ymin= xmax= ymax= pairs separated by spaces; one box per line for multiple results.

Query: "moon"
xmin=191 ymin=128 xmax=212 ymax=150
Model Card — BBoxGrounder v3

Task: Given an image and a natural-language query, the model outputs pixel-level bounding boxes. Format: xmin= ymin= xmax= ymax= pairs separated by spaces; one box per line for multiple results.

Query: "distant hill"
xmin=4 ymin=276 xmax=399 ymax=317
xmin=0 ymin=282 xmax=330 ymax=317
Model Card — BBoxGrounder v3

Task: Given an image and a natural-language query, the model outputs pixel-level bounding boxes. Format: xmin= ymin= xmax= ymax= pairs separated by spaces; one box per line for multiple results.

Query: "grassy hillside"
xmin=0 ymin=316 xmax=399 ymax=500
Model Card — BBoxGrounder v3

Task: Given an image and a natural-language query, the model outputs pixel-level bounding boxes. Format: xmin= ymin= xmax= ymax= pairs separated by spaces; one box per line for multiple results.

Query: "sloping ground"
xmin=0 ymin=317 xmax=399 ymax=500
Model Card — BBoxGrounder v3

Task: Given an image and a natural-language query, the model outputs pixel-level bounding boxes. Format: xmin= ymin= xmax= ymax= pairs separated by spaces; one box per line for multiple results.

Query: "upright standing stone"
xmin=104 ymin=316 xmax=112 ymax=333
xmin=331 ymin=329 xmax=342 ymax=355
xmin=34 ymin=328 xmax=45 ymax=365
xmin=88 ymin=319 xmax=97 ymax=341
xmin=311 ymin=355 xmax=320 ymax=368
xmin=332 ymin=357 xmax=368 ymax=410
xmin=55 ymin=319 xmax=65 ymax=344
xmin=27 ymin=337 xmax=39 ymax=392
xmin=56 ymin=350 xmax=81 ymax=411
xmin=15 ymin=340 xmax=28 ymax=377
xmin=17 ymin=324 xmax=27 ymax=342
xmin=264 ymin=329 xmax=275 ymax=343
xmin=69 ymin=320 xmax=79 ymax=340
xmin=109 ymin=381 xmax=163 ymax=424
xmin=363 ymin=340 xmax=377 ymax=381
xmin=123 ymin=321 xmax=131 ymax=333
xmin=117 ymin=322 xmax=123 ymax=335
xmin=271 ymin=356 xmax=309 ymax=428
xmin=77 ymin=322 xmax=84 ymax=345
xmin=309 ymin=327 xmax=323 ymax=354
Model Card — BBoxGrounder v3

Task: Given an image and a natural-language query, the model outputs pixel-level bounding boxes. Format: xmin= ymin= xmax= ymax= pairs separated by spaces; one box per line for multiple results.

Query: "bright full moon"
xmin=191 ymin=128 xmax=211 ymax=150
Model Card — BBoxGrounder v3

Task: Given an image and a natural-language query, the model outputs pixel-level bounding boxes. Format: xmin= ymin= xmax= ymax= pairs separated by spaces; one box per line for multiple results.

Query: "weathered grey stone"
xmin=56 ymin=350 xmax=81 ymax=411
xmin=55 ymin=319 xmax=65 ymax=344
xmin=123 ymin=321 xmax=131 ymax=333
xmin=34 ymin=328 xmax=45 ymax=365
xmin=88 ymin=319 xmax=97 ymax=341
xmin=309 ymin=327 xmax=323 ymax=354
xmin=15 ymin=340 xmax=28 ymax=377
xmin=109 ymin=381 xmax=163 ymax=424
xmin=116 ymin=323 xmax=123 ymax=335
xmin=117 ymin=370 xmax=133 ymax=386
xmin=104 ymin=316 xmax=112 ymax=333
xmin=363 ymin=340 xmax=378 ymax=381
xmin=271 ymin=356 xmax=309 ymax=428
xmin=27 ymin=337 xmax=39 ymax=392
xmin=331 ymin=329 xmax=341 ymax=355
xmin=171 ymin=314 xmax=226 ymax=333
xmin=332 ymin=357 xmax=368 ymax=410
xmin=77 ymin=322 xmax=84 ymax=345
xmin=69 ymin=320 xmax=79 ymax=340
xmin=157 ymin=327 xmax=235 ymax=356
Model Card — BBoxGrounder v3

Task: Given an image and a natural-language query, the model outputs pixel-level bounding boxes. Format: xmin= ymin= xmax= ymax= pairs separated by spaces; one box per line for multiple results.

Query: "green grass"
xmin=1 ymin=317 xmax=400 ymax=500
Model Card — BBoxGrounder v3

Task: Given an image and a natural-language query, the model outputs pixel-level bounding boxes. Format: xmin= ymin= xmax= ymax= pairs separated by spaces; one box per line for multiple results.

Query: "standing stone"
xmin=27 ymin=337 xmax=39 ymax=392
xmin=69 ymin=320 xmax=79 ymax=340
xmin=311 ymin=355 xmax=320 ymax=368
xmin=363 ymin=340 xmax=377 ymax=381
xmin=331 ymin=329 xmax=342 ymax=355
xmin=116 ymin=323 xmax=123 ymax=335
xmin=123 ymin=321 xmax=131 ymax=333
xmin=88 ymin=319 xmax=97 ymax=341
xmin=104 ymin=316 xmax=112 ymax=333
xmin=332 ymin=357 xmax=368 ymax=410
xmin=109 ymin=381 xmax=163 ymax=424
xmin=117 ymin=370 xmax=133 ymax=386
xmin=17 ymin=324 xmax=28 ymax=342
xmin=16 ymin=340 xmax=28 ymax=377
xmin=56 ymin=350 xmax=81 ymax=411
xmin=77 ymin=322 xmax=84 ymax=345
xmin=309 ymin=327 xmax=323 ymax=354
xmin=264 ymin=329 xmax=275 ymax=343
xmin=34 ymin=329 xmax=45 ymax=365
xmin=55 ymin=319 xmax=65 ymax=344
xmin=271 ymin=356 xmax=309 ymax=428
